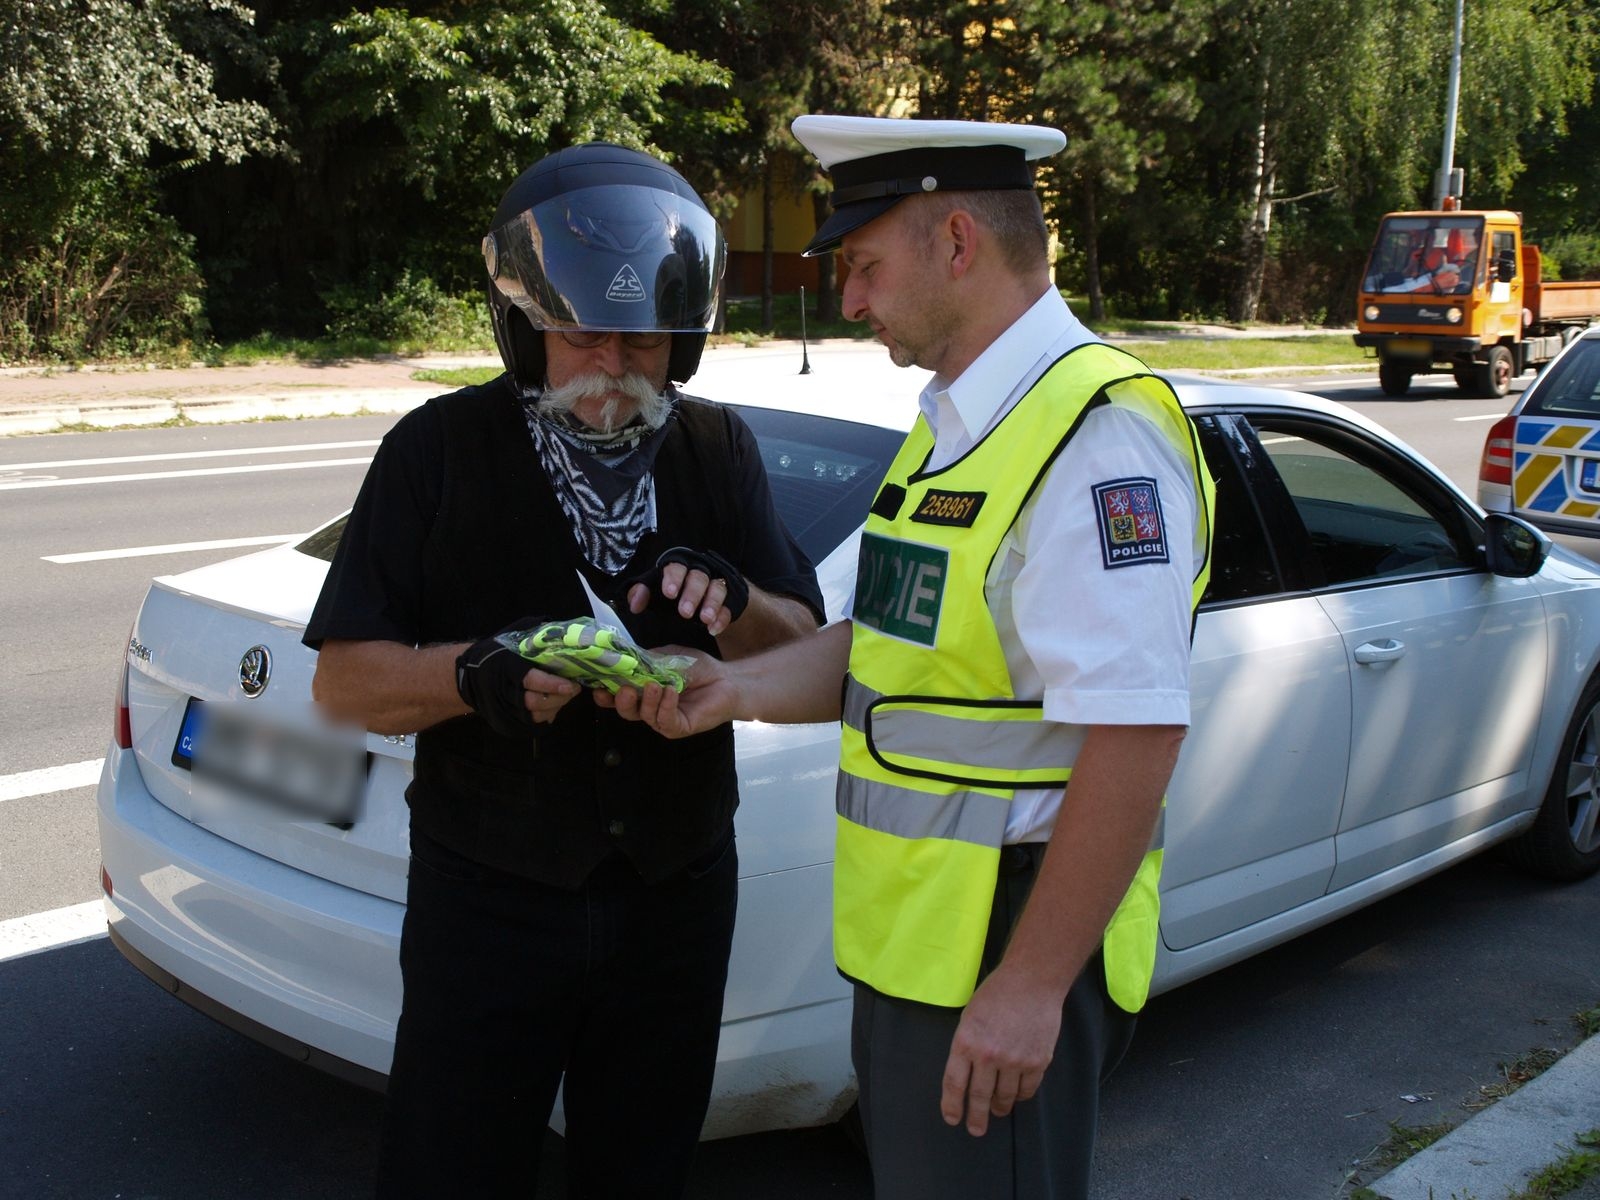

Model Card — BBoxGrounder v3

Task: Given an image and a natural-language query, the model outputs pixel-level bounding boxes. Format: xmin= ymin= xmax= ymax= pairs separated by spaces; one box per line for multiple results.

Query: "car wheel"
xmin=1378 ymin=362 xmax=1413 ymax=396
xmin=1473 ymin=346 xmax=1514 ymax=398
xmin=1503 ymin=673 xmax=1600 ymax=881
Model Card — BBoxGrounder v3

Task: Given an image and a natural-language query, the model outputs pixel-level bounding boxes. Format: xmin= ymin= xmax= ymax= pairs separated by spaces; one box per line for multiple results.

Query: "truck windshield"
xmin=1363 ymin=216 xmax=1484 ymax=295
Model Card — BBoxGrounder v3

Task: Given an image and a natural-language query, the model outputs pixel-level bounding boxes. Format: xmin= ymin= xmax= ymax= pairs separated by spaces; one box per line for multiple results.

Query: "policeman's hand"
xmin=598 ymin=650 xmax=734 ymax=738
xmin=624 ymin=547 xmax=748 ymax=637
xmin=455 ymin=630 xmax=578 ymax=736
xmin=939 ymin=967 xmax=1061 ymax=1137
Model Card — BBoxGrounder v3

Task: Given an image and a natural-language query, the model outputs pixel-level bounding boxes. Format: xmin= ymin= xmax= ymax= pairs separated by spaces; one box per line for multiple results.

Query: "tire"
xmin=1378 ymin=362 xmax=1413 ymax=396
xmin=1453 ymin=364 xmax=1476 ymax=394
xmin=1472 ymin=345 xmax=1514 ymax=398
xmin=1503 ymin=672 xmax=1600 ymax=881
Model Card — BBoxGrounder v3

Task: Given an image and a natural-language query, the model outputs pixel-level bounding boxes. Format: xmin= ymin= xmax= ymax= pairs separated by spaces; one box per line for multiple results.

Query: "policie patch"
xmin=1091 ymin=477 xmax=1169 ymax=568
xmin=911 ymin=488 xmax=986 ymax=528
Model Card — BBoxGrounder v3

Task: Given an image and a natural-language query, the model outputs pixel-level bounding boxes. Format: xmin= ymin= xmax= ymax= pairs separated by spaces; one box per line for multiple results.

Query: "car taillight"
xmin=1480 ymin=414 xmax=1517 ymax=487
xmin=114 ymin=659 xmax=132 ymax=750
xmin=101 ymin=865 xmax=114 ymax=897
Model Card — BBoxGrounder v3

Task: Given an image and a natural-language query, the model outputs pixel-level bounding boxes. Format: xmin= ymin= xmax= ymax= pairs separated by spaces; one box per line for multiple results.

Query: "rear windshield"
xmin=296 ymin=405 xmax=902 ymax=566
xmin=1521 ymin=338 xmax=1600 ymax=418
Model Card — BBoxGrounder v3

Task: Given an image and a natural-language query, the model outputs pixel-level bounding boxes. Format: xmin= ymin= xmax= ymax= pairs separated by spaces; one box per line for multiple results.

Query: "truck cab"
xmin=1354 ymin=209 xmax=1526 ymax=398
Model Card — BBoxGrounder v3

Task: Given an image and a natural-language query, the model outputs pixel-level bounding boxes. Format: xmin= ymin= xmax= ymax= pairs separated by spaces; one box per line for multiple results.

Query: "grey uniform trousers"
xmin=850 ymin=842 xmax=1138 ymax=1200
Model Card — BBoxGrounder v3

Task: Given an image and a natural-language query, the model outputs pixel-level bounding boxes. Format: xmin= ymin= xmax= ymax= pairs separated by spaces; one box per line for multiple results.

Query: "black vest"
xmin=407 ymin=380 xmax=741 ymax=887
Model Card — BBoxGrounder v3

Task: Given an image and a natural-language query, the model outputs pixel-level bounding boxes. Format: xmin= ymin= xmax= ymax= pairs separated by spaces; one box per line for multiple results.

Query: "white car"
xmin=97 ymin=373 xmax=1600 ymax=1140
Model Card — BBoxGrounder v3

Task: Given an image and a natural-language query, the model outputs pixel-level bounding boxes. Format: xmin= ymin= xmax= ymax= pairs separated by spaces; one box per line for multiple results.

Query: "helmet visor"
xmin=484 ymin=184 xmax=724 ymax=333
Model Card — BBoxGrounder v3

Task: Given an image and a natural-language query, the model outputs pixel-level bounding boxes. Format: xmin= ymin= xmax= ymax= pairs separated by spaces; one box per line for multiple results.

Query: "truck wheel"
xmin=1378 ymin=362 xmax=1413 ymax=396
xmin=1473 ymin=346 xmax=1514 ymax=398
xmin=1453 ymin=364 xmax=1476 ymax=393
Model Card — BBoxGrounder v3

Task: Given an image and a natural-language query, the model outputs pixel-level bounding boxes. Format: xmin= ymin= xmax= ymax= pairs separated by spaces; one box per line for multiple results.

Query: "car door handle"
xmin=1354 ymin=638 xmax=1406 ymax=665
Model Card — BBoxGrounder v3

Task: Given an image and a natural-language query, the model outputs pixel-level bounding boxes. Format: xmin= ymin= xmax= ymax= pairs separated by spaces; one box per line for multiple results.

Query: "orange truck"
xmin=1353 ymin=208 xmax=1600 ymax=397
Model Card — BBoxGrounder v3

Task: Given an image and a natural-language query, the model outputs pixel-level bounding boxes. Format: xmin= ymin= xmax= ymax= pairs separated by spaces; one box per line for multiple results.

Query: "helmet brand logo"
xmin=606 ymin=265 xmax=648 ymax=303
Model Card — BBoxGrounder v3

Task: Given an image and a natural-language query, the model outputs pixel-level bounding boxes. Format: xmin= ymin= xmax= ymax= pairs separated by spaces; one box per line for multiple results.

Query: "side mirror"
xmin=1483 ymin=512 xmax=1550 ymax=577
xmin=1497 ymin=253 xmax=1517 ymax=283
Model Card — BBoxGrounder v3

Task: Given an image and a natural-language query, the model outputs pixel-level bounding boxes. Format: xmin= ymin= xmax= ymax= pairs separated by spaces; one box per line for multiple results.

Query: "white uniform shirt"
xmin=855 ymin=288 xmax=1203 ymax=842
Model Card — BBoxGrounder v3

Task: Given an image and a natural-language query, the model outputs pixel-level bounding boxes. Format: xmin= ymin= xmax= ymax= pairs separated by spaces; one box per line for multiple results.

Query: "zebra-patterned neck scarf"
xmin=523 ymin=395 xmax=677 ymax=574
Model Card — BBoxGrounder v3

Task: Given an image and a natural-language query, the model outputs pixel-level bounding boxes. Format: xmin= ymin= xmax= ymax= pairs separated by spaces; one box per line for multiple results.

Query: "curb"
xmin=0 ymin=387 xmax=432 ymax=437
xmin=1366 ymin=1033 xmax=1600 ymax=1199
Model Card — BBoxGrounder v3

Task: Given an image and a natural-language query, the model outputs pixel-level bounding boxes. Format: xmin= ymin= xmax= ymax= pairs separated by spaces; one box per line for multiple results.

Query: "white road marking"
xmin=0 ymin=439 xmax=380 ymax=472
xmin=0 ymin=758 xmax=103 ymax=803
xmin=0 ymin=455 xmax=375 ymax=491
xmin=1454 ymin=413 xmax=1507 ymax=422
xmin=0 ymin=901 xmax=107 ymax=962
xmin=44 ymin=535 xmax=299 ymax=564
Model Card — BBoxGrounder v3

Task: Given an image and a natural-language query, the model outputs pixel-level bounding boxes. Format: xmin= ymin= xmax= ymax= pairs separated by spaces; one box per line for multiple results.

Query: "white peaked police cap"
xmin=791 ymin=114 xmax=1067 ymax=257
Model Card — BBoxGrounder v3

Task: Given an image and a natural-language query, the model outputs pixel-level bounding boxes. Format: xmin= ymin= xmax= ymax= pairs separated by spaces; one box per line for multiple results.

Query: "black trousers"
xmin=376 ymin=827 xmax=739 ymax=1199
xmin=851 ymin=844 xmax=1138 ymax=1200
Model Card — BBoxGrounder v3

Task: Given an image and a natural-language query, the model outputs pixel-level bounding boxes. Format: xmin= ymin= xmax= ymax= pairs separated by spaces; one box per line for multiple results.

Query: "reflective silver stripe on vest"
xmin=844 ymin=679 xmax=1085 ymax=775
xmin=836 ymin=772 xmax=1011 ymax=847
xmin=838 ymin=772 xmax=1166 ymax=853
xmin=844 ymin=677 xmax=1167 ymax=855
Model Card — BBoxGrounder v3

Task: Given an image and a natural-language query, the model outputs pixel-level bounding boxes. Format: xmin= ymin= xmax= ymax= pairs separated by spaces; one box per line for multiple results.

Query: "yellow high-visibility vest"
xmin=836 ymin=342 xmax=1215 ymax=1011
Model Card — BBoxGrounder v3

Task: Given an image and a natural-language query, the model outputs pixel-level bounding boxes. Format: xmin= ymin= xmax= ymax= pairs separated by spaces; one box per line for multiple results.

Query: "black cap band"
xmin=828 ymin=145 xmax=1033 ymax=209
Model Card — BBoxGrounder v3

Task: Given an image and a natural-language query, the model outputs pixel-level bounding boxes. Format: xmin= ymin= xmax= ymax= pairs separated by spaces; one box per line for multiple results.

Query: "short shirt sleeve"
xmin=302 ymin=404 xmax=444 ymax=650
xmin=997 ymin=403 xmax=1200 ymax=727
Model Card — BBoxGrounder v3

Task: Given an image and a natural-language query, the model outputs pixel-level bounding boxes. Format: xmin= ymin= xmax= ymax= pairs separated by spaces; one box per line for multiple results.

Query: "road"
xmin=3 ymin=367 xmax=1598 ymax=1199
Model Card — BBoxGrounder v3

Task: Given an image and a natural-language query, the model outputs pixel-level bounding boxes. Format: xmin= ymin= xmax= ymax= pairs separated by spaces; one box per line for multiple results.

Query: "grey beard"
xmin=538 ymin=371 xmax=671 ymax=434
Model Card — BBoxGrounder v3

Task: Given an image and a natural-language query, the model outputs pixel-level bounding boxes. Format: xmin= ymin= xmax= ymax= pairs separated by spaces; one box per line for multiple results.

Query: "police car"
xmin=1478 ymin=326 xmax=1600 ymax=535
xmin=97 ymin=347 xmax=1600 ymax=1141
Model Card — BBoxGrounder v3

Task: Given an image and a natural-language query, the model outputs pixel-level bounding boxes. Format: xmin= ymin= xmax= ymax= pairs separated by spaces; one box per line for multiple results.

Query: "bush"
xmin=1540 ymin=231 xmax=1600 ymax=282
xmin=0 ymin=172 xmax=208 ymax=363
xmin=320 ymin=270 xmax=491 ymax=349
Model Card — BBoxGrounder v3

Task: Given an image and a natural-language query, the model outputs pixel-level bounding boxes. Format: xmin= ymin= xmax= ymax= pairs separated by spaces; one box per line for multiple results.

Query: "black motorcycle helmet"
xmin=483 ymin=143 xmax=726 ymax=388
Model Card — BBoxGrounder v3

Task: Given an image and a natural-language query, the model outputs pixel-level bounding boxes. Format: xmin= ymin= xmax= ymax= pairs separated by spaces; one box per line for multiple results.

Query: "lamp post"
xmin=1433 ymin=0 xmax=1465 ymax=209
xmin=798 ymin=286 xmax=813 ymax=375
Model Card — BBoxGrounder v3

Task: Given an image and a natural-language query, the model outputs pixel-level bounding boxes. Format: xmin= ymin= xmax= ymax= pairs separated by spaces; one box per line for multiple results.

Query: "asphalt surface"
xmin=5 ymin=338 xmax=1598 ymax=1199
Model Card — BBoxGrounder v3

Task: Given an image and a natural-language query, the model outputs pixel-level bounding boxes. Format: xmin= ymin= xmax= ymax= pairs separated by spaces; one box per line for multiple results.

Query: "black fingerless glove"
xmin=455 ymin=618 xmax=542 ymax=737
xmin=623 ymin=546 xmax=750 ymax=621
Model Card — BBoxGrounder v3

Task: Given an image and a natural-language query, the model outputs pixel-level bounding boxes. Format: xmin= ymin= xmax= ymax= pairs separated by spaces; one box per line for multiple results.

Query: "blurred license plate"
xmin=172 ymin=697 xmax=367 ymax=824
xmin=1388 ymin=339 xmax=1432 ymax=358
xmin=1583 ymin=459 xmax=1600 ymax=494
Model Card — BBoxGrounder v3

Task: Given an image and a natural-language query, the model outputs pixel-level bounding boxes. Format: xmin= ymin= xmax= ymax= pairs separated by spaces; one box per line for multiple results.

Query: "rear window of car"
xmin=1522 ymin=338 xmax=1600 ymax=417
xmin=296 ymin=406 xmax=903 ymax=567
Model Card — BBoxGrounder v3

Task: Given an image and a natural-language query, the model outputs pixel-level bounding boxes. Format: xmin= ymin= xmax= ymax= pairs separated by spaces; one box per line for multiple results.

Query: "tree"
xmin=1024 ymin=0 xmax=1210 ymax=321
xmin=0 ymin=0 xmax=277 ymax=357
xmin=164 ymin=0 xmax=737 ymax=338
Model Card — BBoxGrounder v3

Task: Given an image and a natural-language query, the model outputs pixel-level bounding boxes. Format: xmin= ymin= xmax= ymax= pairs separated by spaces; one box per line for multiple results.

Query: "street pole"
xmin=1434 ymin=0 xmax=1465 ymax=209
xmin=798 ymin=286 xmax=812 ymax=374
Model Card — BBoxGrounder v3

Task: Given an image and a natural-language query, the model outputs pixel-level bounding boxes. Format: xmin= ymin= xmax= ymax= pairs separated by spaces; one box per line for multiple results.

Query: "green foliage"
xmin=1530 ymin=232 xmax=1600 ymax=287
xmin=0 ymin=172 xmax=209 ymax=363
xmin=0 ymin=0 xmax=278 ymax=359
xmin=168 ymin=0 xmax=739 ymax=341
xmin=6 ymin=0 xmax=1600 ymax=358
xmin=0 ymin=0 xmax=276 ymax=179
xmin=321 ymin=270 xmax=491 ymax=348
xmin=1512 ymin=1129 xmax=1600 ymax=1199
xmin=412 ymin=365 xmax=503 ymax=389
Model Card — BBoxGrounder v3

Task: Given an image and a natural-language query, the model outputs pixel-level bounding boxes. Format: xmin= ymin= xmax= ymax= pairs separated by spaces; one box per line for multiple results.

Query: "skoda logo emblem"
xmin=239 ymin=645 xmax=272 ymax=697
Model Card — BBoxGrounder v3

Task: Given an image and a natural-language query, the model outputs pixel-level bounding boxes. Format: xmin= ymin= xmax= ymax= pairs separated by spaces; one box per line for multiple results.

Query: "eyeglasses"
xmin=557 ymin=330 xmax=671 ymax=350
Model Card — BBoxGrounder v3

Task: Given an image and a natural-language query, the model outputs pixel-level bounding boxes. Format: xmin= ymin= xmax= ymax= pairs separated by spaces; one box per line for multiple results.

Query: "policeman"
xmin=609 ymin=115 xmax=1215 ymax=1200
xmin=305 ymin=142 xmax=823 ymax=1198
